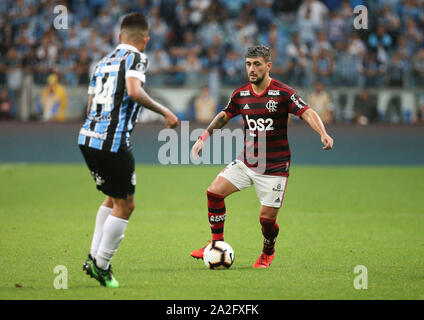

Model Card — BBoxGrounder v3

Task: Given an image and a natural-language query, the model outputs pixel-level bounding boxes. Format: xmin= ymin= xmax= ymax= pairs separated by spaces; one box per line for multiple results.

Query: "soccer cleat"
xmin=83 ymin=254 xmax=94 ymax=266
xmin=190 ymin=240 xmax=211 ymax=259
xmin=83 ymin=257 xmax=119 ymax=288
xmin=252 ymin=251 xmax=275 ymax=268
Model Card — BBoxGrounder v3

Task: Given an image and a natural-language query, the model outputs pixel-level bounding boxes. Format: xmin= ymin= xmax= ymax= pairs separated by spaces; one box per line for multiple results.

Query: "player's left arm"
xmin=126 ymin=77 xmax=178 ymax=128
xmin=301 ymin=108 xmax=334 ymax=150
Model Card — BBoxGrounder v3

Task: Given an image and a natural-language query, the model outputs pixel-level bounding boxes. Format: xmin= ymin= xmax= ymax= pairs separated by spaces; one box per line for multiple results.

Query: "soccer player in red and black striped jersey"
xmin=190 ymin=45 xmax=334 ymax=268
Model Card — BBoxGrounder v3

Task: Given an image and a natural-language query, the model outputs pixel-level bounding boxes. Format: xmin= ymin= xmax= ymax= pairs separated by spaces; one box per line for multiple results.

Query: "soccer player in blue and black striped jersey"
xmin=79 ymin=12 xmax=179 ymax=288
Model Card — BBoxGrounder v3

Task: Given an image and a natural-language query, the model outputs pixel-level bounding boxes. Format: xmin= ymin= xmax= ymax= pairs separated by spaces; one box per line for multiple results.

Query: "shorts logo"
xmin=265 ymin=99 xmax=278 ymax=112
xmin=272 ymin=184 xmax=282 ymax=192
xmin=93 ymin=172 xmax=105 ymax=186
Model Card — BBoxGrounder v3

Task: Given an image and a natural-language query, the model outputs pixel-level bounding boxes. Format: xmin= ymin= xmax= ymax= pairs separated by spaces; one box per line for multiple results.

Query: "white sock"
xmin=90 ymin=205 xmax=113 ymax=258
xmin=95 ymin=215 xmax=128 ymax=270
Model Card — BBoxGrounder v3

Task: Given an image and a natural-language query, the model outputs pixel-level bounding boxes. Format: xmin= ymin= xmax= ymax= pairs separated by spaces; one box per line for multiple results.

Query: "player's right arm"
xmin=126 ymin=77 xmax=179 ymax=128
xmin=191 ymin=111 xmax=230 ymax=160
xmin=192 ymin=90 xmax=240 ymax=160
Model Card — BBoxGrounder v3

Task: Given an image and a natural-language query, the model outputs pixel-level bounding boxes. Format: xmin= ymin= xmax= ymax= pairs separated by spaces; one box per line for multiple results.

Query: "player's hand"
xmin=192 ymin=139 xmax=204 ymax=161
xmin=164 ymin=111 xmax=179 ymax=129
xmin=321 ymin=134 xmax=334 ymax=150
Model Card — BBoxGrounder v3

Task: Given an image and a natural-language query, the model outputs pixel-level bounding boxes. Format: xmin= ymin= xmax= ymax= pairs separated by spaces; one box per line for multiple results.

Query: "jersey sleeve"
xmin=125 ymin=52 xmax=149 ymax=84
xmin=222 ymin=92 xmax=241 ymax=119
xmin=287 ymin=92 xmax=310 ymax=119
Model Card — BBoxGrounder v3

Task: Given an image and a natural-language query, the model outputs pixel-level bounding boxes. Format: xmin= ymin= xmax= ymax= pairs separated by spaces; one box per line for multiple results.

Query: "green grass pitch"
xmin=0 ymin=164 xmax=423 ymax=300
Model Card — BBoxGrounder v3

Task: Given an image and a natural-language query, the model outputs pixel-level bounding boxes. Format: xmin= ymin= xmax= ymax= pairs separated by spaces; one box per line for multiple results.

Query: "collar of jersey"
xmin=116 ymin=43 xmax=141 ymax=54
xmin=249 ymin=78 xmax=274 ymax=97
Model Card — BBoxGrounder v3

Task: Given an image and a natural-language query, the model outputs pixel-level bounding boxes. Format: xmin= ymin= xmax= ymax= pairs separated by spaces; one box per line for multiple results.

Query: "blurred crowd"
xmin=0 ymin=0 xmax=423 ymax=122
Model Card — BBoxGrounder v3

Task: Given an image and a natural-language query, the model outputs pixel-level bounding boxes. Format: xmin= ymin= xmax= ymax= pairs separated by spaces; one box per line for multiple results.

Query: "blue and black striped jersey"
xmin=78 ymin=44 xmax=149 ymax=153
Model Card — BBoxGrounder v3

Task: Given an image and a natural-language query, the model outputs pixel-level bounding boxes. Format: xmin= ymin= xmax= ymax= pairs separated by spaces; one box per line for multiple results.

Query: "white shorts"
xmin=218 ymin=160 xmax=288 ymax=208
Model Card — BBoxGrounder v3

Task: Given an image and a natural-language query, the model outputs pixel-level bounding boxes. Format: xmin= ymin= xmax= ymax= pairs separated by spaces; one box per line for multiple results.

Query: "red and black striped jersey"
xmin=223 ymin=78 xmax=310 ymax=176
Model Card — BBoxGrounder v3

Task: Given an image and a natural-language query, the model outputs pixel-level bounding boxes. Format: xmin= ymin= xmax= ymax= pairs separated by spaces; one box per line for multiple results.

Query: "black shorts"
xmin=79 ymin=145 xmax=136 ymax=199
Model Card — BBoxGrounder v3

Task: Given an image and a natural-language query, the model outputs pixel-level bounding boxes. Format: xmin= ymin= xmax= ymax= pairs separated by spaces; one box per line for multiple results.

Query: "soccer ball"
xmin=203 ymin=241 xmax=235 ymax=269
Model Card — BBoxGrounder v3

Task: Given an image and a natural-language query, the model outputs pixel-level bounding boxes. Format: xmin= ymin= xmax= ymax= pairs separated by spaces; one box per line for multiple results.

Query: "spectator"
xmin=96 ymin=8 xmax=115 ymax=35
xmin=0 ymin=89 xmax=13 ymax=120
xmin=412 ymin=48 xmax=424 ymax=87
xmin=181 ymin=31 xmax=201 ymax=56
xmin=22 ymin=45 xmax=40 ymax=77
xmin=222 ymin=49 xmax=244 ymax=86
xmin=296 ymin=4 xmax=319 ymax=48
xmin=285 ymin=33 xmax=309 ymax=87
xmin=194 ymin=86 xmax=217 ymax=123
xmin=338 ymin=0 xmax=353 ymax=21
xmin=189 ymin=0 xmax=212 ymax=30
xmin=367 ymin=24 xmax=393 ymax=65
xmin=326 ymin=10 xmax=349 ymax=45
xmin=312 ymin=49 xmax=335 ymax=87
xmin=353 ymin=89 xmax=379 ymax=125
xmin=36 ymin=73 xmax=68 ymax=122
xmin=297 ymin=0 xmax=329 ymax=26
xmin=0 ymin=0 xmax=422 ymax=114
xmin=197 ymin=15 xmax=225 ymax=49
xmin=5 ymin=48 xmax=23 ymax=110
xmin=147 ymin=6 xmax=169 ymax=51
xmin=347 ymin=32 xmax=367 ymax=58
xmin=387 ymin=51 xmax=407 ymax=87
xmin=58 ymin=49 xmax=77 ymax=86
xmin=359 ymin=53 xmax=386 ymax=87
xmin=399 ymin=0 xmax=422 ymax=25
xmin=254 ymin=0 xmax=275 ymax=33
xmin=181 ymin=52 xmax=203 ymax=86
xmin=167 ymin=46 xmax=186 ymax=85
xmin=404 ymin=18 xmax=423 ymax=56
xmin=417 ymin=92 xmax=424 ymax=124
xmin=307 ymin=81 xmax=334 ymax=124
xmin=377 ymin=4 xmax=401 ymax=36
xmin=335 ymin=41 xmax=361 ymax=86
xmin=312 ymin=30 xmax=333 ymax=57
xmin=75 ymin=48 xmax=92 ymax=85
xmin=148 ymin=49 xmax=172 ymax=86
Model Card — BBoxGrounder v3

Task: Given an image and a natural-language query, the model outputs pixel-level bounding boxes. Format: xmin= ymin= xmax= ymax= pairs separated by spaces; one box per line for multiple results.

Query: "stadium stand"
xmin=0 ymin=0 xmax=423 ymax=123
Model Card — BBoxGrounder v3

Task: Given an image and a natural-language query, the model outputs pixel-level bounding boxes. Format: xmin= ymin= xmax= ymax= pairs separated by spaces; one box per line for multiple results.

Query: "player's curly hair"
xmin=245 ymin=45 xmax=272 ymax=62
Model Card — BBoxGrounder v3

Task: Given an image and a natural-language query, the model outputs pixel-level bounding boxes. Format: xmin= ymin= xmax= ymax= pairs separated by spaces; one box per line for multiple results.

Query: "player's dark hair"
xmin=120 ymin=12 xmax=149 ymax=32
xmin=245 ymin=45 xmax=272 ymax=62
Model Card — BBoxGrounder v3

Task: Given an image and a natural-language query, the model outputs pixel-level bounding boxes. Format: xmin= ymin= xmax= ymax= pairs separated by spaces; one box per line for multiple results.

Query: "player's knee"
xmin=127 ymin=200 xmax=135 ymax=213
xmin=260 ymin=206 xmax=279 ymax=220
xmin=206 ymin=188 xmax=226 ymax=199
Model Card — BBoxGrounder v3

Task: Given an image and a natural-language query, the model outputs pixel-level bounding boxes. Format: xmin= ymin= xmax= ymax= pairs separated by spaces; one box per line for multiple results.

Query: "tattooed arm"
xmin=192 ymin=111 xmax=230 ymax=160
xmin=204 ymin=111 xmax=230 ymax=137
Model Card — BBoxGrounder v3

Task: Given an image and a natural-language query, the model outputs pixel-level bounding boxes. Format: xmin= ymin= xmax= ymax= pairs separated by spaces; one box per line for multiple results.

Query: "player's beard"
xmin=249 ymin=73 xmax=265 ymax=86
